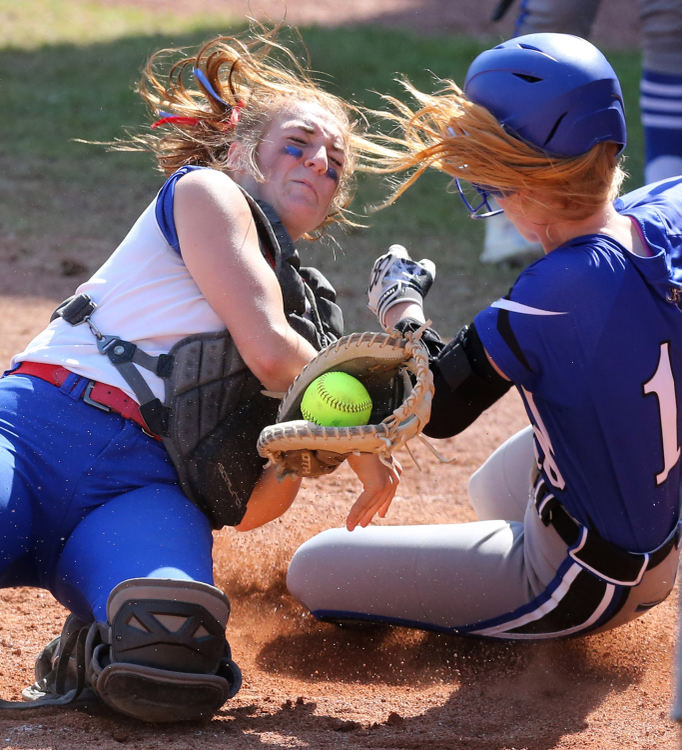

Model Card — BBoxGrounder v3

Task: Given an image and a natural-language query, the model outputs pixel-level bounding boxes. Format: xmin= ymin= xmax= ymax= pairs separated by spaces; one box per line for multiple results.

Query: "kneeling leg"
xmin=14 ymin=579 xmax=242 ymax=721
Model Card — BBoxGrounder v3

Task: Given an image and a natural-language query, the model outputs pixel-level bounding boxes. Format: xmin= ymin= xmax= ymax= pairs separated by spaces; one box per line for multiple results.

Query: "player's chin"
xmin=515 ymin=224 xmax=541 ymax=244
xmin=283 ymin=211 xmax=327 ymax=236
xmin=281 ymin=201 xmax=327 ymax=236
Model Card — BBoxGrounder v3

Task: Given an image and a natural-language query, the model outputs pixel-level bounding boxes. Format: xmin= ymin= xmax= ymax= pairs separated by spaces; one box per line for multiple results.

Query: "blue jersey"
xmin=474 ymin=177 xmax=682 ymax=552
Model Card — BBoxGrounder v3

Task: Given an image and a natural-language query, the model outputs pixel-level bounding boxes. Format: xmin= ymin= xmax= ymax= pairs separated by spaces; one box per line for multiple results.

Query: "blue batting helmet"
xmin=463 ymin=33 xmax=627 ymax=157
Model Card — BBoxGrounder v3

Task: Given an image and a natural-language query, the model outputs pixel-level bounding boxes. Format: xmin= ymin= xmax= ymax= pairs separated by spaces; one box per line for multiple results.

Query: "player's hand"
xmin=344 ymin=453 xmax=402 ymax=531
xmin=368 ymin=245 xmax=436 ymax=330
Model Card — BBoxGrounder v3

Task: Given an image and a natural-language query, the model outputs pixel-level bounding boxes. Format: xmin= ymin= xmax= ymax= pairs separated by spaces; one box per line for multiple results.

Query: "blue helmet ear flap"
xmin=464 ymin=33 xmax=627 ymax=157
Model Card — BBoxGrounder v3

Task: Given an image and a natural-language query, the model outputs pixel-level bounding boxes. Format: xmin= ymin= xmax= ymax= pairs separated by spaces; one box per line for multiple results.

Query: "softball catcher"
xmin=0 ymin=26 xmax=398 ymax=721
xmin=287 ymin=34 xmax=682 ymax=642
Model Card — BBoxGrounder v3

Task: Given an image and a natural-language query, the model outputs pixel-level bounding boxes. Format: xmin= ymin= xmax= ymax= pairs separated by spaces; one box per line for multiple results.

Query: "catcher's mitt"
xmin=257 ymin=329 xmax=434 ymax=478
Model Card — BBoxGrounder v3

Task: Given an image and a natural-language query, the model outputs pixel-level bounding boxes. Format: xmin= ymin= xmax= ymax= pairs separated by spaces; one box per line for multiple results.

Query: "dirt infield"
xmin=1 ymin=1 xmax=679 ymax=749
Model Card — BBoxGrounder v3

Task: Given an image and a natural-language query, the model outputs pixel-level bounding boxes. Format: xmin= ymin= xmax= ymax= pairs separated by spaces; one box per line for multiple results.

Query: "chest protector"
xmin=53 ymin=192 xmax=343 ymax=529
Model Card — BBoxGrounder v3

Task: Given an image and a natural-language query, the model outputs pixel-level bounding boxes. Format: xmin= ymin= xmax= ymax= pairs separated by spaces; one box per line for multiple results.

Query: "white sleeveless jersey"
xmin=12 ymin=192 xmax=225 ymax=402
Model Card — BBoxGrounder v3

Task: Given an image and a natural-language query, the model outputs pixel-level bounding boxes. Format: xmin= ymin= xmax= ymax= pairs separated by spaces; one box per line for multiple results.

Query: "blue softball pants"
xmin=0 ymin=370 xmax=214 ymax=622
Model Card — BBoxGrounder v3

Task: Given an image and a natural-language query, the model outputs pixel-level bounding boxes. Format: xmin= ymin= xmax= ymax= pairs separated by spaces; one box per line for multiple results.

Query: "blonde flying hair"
xmin=369 ymin=78 xmax=627 ymax=221
xmin=117 ymin=24 xmax=371 ymax=236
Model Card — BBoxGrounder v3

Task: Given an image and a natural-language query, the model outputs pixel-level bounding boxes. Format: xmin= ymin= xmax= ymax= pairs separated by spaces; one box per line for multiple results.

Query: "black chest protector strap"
xmin=245 ymin=191 xmax=342 ymax=350
xmin=51 ymin=295 xmax=175 ymax=434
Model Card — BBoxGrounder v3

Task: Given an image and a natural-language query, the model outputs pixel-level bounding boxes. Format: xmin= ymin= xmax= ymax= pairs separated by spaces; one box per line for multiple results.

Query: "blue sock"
xmin=640 ymin=69 xmax=682 ymax=183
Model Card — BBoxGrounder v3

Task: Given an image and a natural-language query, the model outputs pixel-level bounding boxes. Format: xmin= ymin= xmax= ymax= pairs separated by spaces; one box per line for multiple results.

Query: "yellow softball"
xmin=300 ymin=371 xmax=373 ymax=427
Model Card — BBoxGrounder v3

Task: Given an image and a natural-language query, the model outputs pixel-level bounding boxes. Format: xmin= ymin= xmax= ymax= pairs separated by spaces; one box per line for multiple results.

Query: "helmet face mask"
xmin=463 ymin=33 xmax=627 ymax=158
xmin=453 ymin=179 xmax=504 ymax=219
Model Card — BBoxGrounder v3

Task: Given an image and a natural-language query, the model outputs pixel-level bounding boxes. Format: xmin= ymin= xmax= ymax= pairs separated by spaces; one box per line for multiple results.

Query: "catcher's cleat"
xmin=0 ymin=613 xmax=97 ymax=710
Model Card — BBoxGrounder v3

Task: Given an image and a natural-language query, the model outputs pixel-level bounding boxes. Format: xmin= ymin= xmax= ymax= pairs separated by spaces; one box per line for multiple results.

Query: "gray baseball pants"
xmin=287 ymin=427 xmax=679 ymax=639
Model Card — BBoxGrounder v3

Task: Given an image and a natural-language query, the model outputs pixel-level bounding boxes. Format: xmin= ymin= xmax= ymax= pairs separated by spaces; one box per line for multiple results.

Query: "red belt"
xmin=14 ymin=361 xmax=160 ymax=440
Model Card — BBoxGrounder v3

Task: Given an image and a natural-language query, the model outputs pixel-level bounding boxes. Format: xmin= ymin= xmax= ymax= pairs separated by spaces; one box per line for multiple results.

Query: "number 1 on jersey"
xmin=643 ymin=341 xmax=680 ymax=485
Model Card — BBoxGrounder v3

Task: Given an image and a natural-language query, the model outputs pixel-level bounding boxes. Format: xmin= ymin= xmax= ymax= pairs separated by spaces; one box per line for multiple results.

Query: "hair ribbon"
xmin=193 ymin=68 xmax=244 ymax=129
xmin=193 ymin=67 xmax=229 ymax=106
xmin=151 ymin=110 xmax=201 ymax=129
xmin=150 ymin=69 xmax=243 ymax=130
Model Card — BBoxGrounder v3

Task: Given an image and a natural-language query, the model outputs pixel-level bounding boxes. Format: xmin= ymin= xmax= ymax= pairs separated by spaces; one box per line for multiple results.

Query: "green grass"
xmin=0 ymin=1 xmax=644 ymax=332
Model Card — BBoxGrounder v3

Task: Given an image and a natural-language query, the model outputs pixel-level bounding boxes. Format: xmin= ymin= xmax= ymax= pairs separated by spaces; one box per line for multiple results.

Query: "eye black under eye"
xmin=285 ymin=145 xmax=304 ymax=158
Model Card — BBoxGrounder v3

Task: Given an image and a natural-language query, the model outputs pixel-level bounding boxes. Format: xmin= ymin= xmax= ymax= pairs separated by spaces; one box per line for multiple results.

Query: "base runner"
xmin=287 ymin=34 xmax=682 ymax=644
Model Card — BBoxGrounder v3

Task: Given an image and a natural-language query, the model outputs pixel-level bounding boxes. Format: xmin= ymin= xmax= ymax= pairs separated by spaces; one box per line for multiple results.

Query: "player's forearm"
xmin=383 ymin=301 xmax=426 ymax=331
xmin=234 ymin=466 xmax=302 ymax=531
xmin=240 ymin=323 xmax=317 ymax=393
